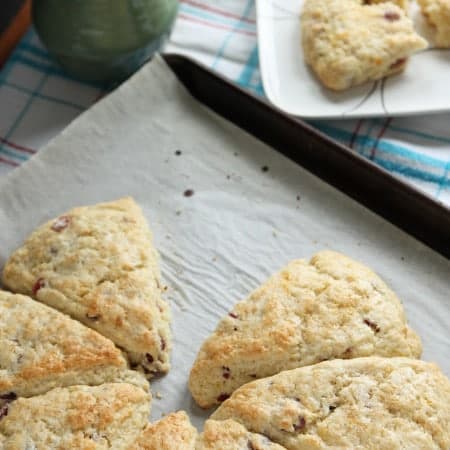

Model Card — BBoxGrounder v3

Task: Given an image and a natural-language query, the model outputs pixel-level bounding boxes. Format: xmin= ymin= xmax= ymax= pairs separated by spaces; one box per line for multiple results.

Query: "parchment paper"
xmin=0 ymin=56 xmax=448 ymax=429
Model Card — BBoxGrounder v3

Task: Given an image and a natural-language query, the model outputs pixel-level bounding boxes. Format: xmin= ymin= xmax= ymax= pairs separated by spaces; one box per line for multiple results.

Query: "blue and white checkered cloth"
xmin=1 ymin=0 xmax=450 ymax=206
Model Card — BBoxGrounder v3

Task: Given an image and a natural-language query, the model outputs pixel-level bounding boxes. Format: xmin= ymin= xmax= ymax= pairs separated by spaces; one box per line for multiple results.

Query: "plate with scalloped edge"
xmin=256 ymin=0 xmax=450 ymax=119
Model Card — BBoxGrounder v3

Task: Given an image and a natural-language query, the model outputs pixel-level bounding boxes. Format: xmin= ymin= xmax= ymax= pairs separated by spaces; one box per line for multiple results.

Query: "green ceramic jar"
xmin=33 ymin=0 xmax=178 ymax=82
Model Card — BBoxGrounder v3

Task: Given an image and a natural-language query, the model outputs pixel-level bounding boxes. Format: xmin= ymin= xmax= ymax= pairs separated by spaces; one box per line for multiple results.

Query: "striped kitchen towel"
xmin=0 ymin=0 xmax=449 ymax=205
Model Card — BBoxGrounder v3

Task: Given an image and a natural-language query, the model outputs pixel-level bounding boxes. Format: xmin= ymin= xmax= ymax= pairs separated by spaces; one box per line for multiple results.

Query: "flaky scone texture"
xmin=130 ymin=412 xmax=287 ymax=450
xmin=198 ymin=419 xmax=287 ymax=450
xmin=0 ymin=382 xmax=151 ymax=450
xmin=130 ymin=411 xmax=197 ymax=450
xmin=212 ymin=357 xmax=450 ymax=450
xmin=418 ymin=0 xmax=450 ymax=47
xmin=0 ymin=290 xmax=144 ymax=398
xmin=301 ymin=0 xmax=427 ymax=90
xmin=189 ymin=250 xmax=421 ymax=408
xmin=2 ymin=197 xmax=171 ymax=378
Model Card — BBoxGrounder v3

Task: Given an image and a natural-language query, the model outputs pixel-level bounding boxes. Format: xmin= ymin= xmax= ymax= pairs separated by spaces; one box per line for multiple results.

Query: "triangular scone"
xmin=301 ymin=0 xmax=427 ymax=90
xmin=198 ymin=419 xmax=287 ymax=450
xmin=0 ymin=383 xmax=151 ymax=450
xmin=189 ymin=250 xmax=421 ymax=408
xmin=212 ymin=357 xmax=450 ymax=450
xmin=130 ymin=411 xmax=197 ymax=450
xmin=130 ymin=412 xmax=286 ymax=450
xmin=0 ymin=290 xmax=151 ymax=398
xmin=2 ymin=197 xmax=171 ymax=378
xmin=418 ymin=0 xmax=450 ymax=47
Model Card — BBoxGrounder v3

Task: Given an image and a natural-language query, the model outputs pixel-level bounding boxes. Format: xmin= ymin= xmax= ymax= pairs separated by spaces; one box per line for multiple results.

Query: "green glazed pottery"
xmin=33 ymin=0 xmax=178 ymax=82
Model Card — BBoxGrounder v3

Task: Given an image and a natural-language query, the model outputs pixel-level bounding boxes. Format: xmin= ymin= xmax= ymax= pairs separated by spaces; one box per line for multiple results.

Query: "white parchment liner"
xmin=0 ymin=56 xmax=448 ymax=428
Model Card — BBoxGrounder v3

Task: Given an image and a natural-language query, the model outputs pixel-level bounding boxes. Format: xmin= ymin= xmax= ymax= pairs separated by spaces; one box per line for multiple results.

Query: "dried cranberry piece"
xmin=160 ymin=336 xmax=166 ymax=351
xmin=222 ymin=366 xmax=231 ymax=379
xmin=145 ymin=353 xmax=154 ymax=364
xmin=390 ymin=58 xmax=406 ymax=70
xmin=364 ymin=319 xmax=380 ymax=333
xmin=0 ymin=404 xmax=9 ymax=420
xmin=343 ymin=347 xmax=353 ymax=358
xmin=249 ymin=374 xmax=257 ymax=378
xmin=32 ymin=278 xmax=45 ymax=295
xmin=228 ymin=312 xmax=238 ymax=319
xmin=217 ymin=393 xmax=230 ymax=402
xmin=384 ymin=11 xmax=400 ymax=21
xmin=293 ymin=416 xmax=306 ymax=432
xmin=51 ymin=215 xmax=71 ymax=232
xmin=247 ymin=441 xmax=256 ymax=450
xmin=0 ymin=392 xmax=16 ymax=401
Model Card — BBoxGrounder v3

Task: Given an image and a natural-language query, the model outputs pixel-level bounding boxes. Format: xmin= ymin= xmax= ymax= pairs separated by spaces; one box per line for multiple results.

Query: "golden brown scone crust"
xmin=130 ymin=412 xmax=287 ymax=450
xmin=212 ymin=357 xmax=450 ymax=450
xmin=418 ymin=0 xmax=450 ymax=47
xmin=0 ymin=382 xmax=151 ymax=450
xmin=190 ymin=250 xmax=421 ymax=408
xmin=0 ymin=290 xmax=145 ymax=398
xmin=2 ymin=197 xmax=171 ymax=378
xmin=130 ymin=411 xmax=197 ymax=450
xmin=198 ymin=419 xmax=287 ymax=450
xmin=301 ymin=0 xmax=427 ymax=90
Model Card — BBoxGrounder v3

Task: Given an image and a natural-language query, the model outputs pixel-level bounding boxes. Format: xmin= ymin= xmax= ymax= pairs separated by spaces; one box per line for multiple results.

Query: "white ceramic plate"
xmin=256 ymin=0 xmax=450 ymax=119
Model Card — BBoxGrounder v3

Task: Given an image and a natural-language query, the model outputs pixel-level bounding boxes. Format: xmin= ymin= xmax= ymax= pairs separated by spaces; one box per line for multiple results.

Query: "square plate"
xmin=256 ymin=0 xmax=450 ymax=119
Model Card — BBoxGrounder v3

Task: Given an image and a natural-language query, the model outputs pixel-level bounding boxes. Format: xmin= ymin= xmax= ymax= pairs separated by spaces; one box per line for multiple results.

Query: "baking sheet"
xmin=0 ymin=56 xmax=448 ymax=429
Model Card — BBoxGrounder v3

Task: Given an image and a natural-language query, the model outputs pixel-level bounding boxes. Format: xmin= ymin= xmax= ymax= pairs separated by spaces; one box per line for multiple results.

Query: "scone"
xmin=2 ymin=197 xmax=171 ymax=378
xmin=130 ymin=411 xmax=197 ymax=450
xmin=0 ymin=382 xmax=151 ymax=450
xmin=189 ymin=250 xmax=421 ymax=408
xmin=418 ymin=0 xmax=450 ymax=47
xmin=212 ymin=357 xmax=450 ymax=450
xmin=130 ymin=412 xmax=287 ymax=450
xmin=198 ymin=419 xmax=287 ymax=450
xmin=0 ymin=290 xmax=149 ymax=398
xmin=301 ymin=0 xmax=427 ymax=90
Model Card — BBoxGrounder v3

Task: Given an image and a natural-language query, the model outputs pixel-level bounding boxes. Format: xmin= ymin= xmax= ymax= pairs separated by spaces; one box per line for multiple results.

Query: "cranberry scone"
xmin=130 ymin=412 xmax=287 ymax=450
xmin=301 ymin=0 xmax=427 ymax=90
xmin=197 ymin=419 xmax=287 ymax=450
xmin=212 ymin=357 xmax=450 ymax=450
xmin=418 ymin=0 xmax=450 ymax=47
xmin=189 ymin=250 xmax=421 ymax=408
xmin=130 ymin=411 xmax=197 ymax=450
xmin=0 ymin=382 xmax=151 ymax=450
xmin=2 ymin=197 xmax=171 ymax=378
xmin=0 ymin=290 xmax=150 ymax=399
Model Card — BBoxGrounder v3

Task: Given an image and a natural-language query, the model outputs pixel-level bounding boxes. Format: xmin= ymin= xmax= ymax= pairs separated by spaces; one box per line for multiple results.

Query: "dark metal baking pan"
xmin=163 ymin=54 xmax=450 ymax=259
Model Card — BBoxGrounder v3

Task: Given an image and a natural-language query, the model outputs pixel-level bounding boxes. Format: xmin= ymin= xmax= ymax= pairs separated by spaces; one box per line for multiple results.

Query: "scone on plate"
xmin=2 ymin=197 xmax=171 ymax=379
xmin=0 ymin=290 xmax=149 ymax=399
xmin=189 ymin=250 xmax=421 ymax=408
xmin=0 ymin=382 xmax=151 ymax=450
xmin=211 ymin=357 xmax=450 ymax=450
xmin=301 ymin=0 xmax=427 ymax=90
xmin=130 ymin=411 xmax=197 ymax=450
xmin=418 ymin=0 xmax=450 ymax=47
